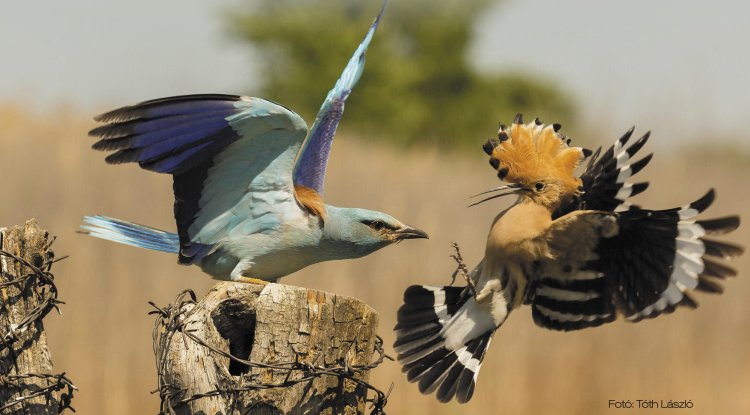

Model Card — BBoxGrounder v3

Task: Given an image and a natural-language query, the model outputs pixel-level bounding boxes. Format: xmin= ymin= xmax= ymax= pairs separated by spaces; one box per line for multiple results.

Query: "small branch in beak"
xmin=392 ymin=225 xmax=429 ymax=240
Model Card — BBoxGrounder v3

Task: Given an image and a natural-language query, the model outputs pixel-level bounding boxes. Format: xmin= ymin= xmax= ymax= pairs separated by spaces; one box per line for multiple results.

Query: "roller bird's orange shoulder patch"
xmin=294 ymin=184 xmax=327 ymax=220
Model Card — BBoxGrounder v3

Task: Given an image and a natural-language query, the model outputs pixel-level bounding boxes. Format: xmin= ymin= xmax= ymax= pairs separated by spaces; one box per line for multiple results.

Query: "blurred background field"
xmin=1 ymin=106 xmax=749 ymax=415
xmin=2 ymin=0 xmax=750 ymax=414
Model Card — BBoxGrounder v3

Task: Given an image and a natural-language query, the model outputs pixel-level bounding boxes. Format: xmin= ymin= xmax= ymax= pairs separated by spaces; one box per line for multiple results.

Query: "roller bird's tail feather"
xmin=394 ymin=285 xmax=495 ymax=403
xmin=81 ymin=215 xmax=179 ymax=253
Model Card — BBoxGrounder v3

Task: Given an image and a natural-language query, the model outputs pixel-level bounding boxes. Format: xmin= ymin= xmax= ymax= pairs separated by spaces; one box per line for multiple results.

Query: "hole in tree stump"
xmin=211 ymin=298 xmax=256 ymax=376
xmin=246 ymin=402 xmax=283 ymax=415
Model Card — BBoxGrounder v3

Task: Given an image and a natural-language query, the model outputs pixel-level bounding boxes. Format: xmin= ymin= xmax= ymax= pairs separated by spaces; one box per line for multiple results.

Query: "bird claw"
xmin=235 ymin=277 xmax=270 ymax=286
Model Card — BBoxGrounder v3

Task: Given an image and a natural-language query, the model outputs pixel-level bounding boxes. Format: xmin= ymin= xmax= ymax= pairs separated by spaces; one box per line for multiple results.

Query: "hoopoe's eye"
xmin=534 ymin=182 xmax=546 ymax=192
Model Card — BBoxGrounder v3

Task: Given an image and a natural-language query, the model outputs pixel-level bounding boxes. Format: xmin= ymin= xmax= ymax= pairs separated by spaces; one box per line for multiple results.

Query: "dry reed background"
xmin=1 ymin=104 xmax=748 ymax=414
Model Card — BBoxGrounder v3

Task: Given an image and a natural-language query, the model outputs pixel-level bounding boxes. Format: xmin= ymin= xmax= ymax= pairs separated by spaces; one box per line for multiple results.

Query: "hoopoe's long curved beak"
xmin=467 ymin=183 xmax=528 ymax=207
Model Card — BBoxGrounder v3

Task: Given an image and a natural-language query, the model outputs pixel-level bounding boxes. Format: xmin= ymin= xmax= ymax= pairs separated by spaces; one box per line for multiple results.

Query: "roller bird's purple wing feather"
xmin=89 ymin=94 xmax=309 ymax=263
xmin=292 ymin=1 xmax=386 ymax=194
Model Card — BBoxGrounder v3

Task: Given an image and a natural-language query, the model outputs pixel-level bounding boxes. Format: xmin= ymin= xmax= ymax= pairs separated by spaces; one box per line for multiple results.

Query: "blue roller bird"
xmin=82 ymin=2 xmax=427 ymax=283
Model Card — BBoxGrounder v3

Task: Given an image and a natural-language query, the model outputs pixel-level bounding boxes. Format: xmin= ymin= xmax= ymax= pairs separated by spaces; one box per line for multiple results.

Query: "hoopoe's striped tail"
xmin=80 ymin=215 xmax=179 ymax=254
xmin=394 ymin=285 xmax=497 ymax=403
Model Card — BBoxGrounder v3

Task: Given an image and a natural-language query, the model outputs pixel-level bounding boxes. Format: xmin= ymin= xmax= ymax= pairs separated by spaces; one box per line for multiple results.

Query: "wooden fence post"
xmin=0 ymin=220 xmax=75 ymax=414
xmin=152 ymin=282 xmax=385 ymax=415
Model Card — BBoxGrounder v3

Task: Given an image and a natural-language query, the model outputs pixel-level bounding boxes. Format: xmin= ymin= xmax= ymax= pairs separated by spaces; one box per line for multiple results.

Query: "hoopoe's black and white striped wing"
xmin=394 ymin=285 xmax=495 ymax=403
xmin=554 ymin=128 xmax=652 ymax=219
xmin=525 ymin=211 xmax=618 ymax=330
xmin=530 ymin=189 xmax=743 ymax=331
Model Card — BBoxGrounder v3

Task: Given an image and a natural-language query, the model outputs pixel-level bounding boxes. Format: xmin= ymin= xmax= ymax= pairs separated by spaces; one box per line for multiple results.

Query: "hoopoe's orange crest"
xmin=483 ymin=114 xmax=587 ymax=196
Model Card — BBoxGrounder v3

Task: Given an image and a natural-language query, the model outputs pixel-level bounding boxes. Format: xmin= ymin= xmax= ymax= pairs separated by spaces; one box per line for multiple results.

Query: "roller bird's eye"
xmin=534 ymin=182 xmax=545 ymax=192
xmin=369 ymin=220 xmax=385 ymax=231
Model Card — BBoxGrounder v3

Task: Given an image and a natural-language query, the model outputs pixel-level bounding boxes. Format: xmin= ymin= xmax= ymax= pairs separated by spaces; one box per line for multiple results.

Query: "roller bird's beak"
xmin=391 ymin=225 xmax=429 ymax=240
xmin=467 ymin=183 xmax=529 ymax=207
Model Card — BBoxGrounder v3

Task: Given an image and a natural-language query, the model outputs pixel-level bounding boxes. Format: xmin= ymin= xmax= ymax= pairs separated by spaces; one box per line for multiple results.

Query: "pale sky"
xmin=472 ymin=0 xmax=749 ymax=145
xmin=1 ymin=0 xmax=747 ymax=145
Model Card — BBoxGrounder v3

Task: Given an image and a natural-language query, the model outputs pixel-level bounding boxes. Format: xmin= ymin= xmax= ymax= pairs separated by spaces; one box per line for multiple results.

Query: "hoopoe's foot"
xmin=235 ymin=276 xmax=270 ymax=286
xmin=474 ymin=280 xmax=500 ymax=304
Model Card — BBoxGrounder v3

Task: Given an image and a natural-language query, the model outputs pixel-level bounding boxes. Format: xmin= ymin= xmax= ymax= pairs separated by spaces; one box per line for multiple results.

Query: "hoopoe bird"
xmin=394 ymin=113 xmax=743 ymax=403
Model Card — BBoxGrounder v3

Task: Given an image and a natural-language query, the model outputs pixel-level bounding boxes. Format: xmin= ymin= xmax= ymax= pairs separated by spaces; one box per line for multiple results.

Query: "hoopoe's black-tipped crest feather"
xmin=484 ymin=114 xmax=587 ymax=196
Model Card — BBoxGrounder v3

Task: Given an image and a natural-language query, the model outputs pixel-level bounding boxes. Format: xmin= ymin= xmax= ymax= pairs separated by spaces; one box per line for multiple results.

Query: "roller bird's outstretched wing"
xmin=88 ymin=2 xmax=385 ymax=264
xmin=292 ymin=1 xmax=385 ymax=194
xmin=554 ymin=127 xmax=653 ymax=218
xmin=90 ymin=95 xmax=309 ymax=263
xmin=529 ymin=190 xmax=743 ymax=331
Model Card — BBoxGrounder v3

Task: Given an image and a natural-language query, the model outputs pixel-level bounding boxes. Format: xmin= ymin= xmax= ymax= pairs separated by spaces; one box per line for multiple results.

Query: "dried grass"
xmin=1 ymin=105 xmax=747 ymax=414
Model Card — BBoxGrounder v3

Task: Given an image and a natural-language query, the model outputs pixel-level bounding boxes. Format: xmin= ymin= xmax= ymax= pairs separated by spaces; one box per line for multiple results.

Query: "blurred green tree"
xmin=227 ymin=0 xmax=576 ymax=149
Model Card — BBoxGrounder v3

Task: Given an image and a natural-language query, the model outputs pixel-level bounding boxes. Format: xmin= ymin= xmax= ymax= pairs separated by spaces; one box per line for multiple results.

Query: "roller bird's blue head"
xmin=322 ymin=206 xmax=428 ymax=259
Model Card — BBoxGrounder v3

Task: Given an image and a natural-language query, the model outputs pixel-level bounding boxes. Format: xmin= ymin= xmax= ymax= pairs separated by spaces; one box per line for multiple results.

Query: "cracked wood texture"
xmin=0 ymin=220 xmax=58 ymax=414
xmin=156 ymin=282 xmax=380 ymax=415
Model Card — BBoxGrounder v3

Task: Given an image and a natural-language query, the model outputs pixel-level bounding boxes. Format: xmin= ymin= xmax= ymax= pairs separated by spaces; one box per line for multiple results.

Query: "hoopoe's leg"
xmin=474 ymin=279 xmax=501 ymax=303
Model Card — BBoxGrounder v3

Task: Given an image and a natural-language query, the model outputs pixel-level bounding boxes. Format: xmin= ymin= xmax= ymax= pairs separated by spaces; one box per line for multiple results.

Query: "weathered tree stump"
xmin=153 ymin=282 xmax=382 ymax=415
xmin=0 ymin=220 xmax=72 ymax=414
